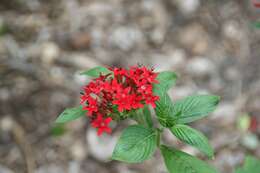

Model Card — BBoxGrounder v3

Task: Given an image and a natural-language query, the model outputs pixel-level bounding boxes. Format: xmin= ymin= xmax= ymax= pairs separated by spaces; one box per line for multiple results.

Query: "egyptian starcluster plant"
xmin=56 ymin=65 xmax=222 ymax=173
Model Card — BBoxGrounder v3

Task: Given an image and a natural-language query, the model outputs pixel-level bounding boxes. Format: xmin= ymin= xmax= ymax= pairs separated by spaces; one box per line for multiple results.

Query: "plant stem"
xmin=156 ymin=128 xmax=161 ymax=147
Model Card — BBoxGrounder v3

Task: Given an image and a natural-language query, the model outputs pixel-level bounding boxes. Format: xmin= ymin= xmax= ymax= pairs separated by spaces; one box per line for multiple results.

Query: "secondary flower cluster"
xmin=80 ymin=66 xmax=160 ymax=136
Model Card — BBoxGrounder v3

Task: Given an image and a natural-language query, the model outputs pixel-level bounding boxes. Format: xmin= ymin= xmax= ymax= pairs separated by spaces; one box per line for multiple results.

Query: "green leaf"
xmin=51 ymin=124 xmax=66 ymax=137
xmin=170 ymin=124 xmax=214 ymax=158
xmin=112 ymin=125 xmax=157 ymax=163
xmin=160 ymin=145 xmax=219 ymax=173
xmin=252 ymin=22 xmax=260 ymax=29
xmin=143 ymin=106 xmax=153 ymax=128
xmin=153 ymin=71 xmax=177 ymax=96
xmin=235 ymin=156 xmax=260 ymax=173
xmin=55 ymin=106 xmax=87 ymax=124
xmin=237 ymin=114 xmax=250 ymax=132
xmin=80 ymin=66 xmax=111 ymax=77
xmin=132 ymin=106 xmax=153 ymax=128
xmin=155 ymin=93 xmax=176 ymax=127
xmin=173 ymin=95 xmax=220 ymax=124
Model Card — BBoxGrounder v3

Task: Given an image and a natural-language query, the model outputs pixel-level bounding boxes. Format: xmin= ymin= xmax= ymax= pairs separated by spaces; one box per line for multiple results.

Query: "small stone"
xmin=225 ymin=67 xmax=240 ymax=80
xmin=50 ymin=67 xmax=66 ymax=84
xmin=41 ymin=42 xmax=60 ymax=65
xmin=168 ymin=49 xmax=187 ymax=68
xmin=50 ymin=91 xmax=70 ymax=107
xmin=152 ymin=50 xmax=187 ymax=71
xmin=182 ymin=145 xmax=199 ymax=156
xmin=67 ymin=54 xmax=99 ymax=69
xmin=109 ymin=27 xmax=143 ymax=51
xmin=151 ymin=54 xmax=172 ymax=71
xmin=70 ymin=141 xmax=88 ymax=161
xmin=186 ymin=57 xmax=215 ymax=77
xmin=171 ymin=86 xmax=195 ymax=100
xmin=36 ymin=165 xmax=64 ymax=173
xmin=68 ymin=161 xmax=80 ymax=173
xmin=115 ymin=165 xmax=138 ymax=173
xmin=0 ymin=116 xmax=14 ymax=132
xmin=175 ymin=0 xmax=200 ymax=15
xmin=211 ymin=131 xmax=240 ymax=150
xmin=179 ymin=24 xmax=209 ymax=54
xmin=241 ymin=133 xmax=259 ymax=150
xmin=223 ymin=20 xmax=242 ymax=41
xmin=90 ymin=28 xmax=104 ymax=48
xmin=211 ymin=102 xmax=237 ymax=126
xmin=0 ymin=88 xmax=10 ymax=101
xmin=209 ymin=78 xmax=225 ymax=91
xmin=213 ymin=150 xmax=244 ymax=173
xmin=86 ymin=2 xmax=114 ymax=15
xmin=0 ymin=165 xmax=14 ymax=173
xmin=73 ymin=72 xmax=90 ymax=86
xmin=86 ymin=128 xmax=118 ymax=162
xmin=70 ymin=32 xmax=91 ymax=50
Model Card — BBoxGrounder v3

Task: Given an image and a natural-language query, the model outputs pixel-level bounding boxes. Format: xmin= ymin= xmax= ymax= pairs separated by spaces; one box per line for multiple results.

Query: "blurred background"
xmin=0 ymin=0 xmax=260 ymax=173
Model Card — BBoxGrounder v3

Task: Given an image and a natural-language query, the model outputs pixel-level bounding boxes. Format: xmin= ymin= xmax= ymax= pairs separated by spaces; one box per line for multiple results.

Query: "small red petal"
xmin=97 ymin=128 xmax=103 ymax=136
xmin=253 ymin=0 xmax=260 ymax=8
xmin=249 ymin=116 xmax=258 ymax=132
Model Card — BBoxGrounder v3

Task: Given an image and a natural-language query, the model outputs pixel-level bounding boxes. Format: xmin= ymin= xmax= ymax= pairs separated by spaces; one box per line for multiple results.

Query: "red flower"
xmin=249 ymin=116 xmax=258 ymax=132
xmin=253 ymin=0 xmax=260 ymax=8
xmin=141 ymin=66 xmax=158 ymax=84
xmin=80 ymin=65 xmax=160 ymax=136
xmin=112 ymin=67 xmax=128 ymax=77
xmin=83 ymin=97 xmax=98 ymax=116
xmin=144 ymin=94 xmax=159 ymax=108
xmin=86 ymin=82 xmax=101 ymax=94
xmin=130 ymin=94 xmax=144 ymax=109
xmin=111 ymin=79 xmax=123 ymax=92
xmin=80 ymin=94 xmax=89 ymax=104
xmin=113 ymin=87 xmax=132 ymax=112
xmin=91 ymin=114 xmax=112 ymax=136
xmin=137 ymin=82 xmax=153 ymax=95
xmin=129 ymin=66 xmax=143 ymax=84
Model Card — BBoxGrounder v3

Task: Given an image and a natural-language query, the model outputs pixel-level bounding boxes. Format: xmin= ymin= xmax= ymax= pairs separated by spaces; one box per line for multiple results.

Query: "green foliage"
xmin=0 ymin=23 xmax=9 ymax=36
xmin=155 ymin=94 xmax=219 ymax=128
xmin=235 ymin=156 xmax=260 ymax=173
xmin=111 ymin=71 xmax=220 ymax=170
xmin=252 ymin=22 xmax=260 ymax=29
xmin=170 ymin=124 xmax=213 ymax=158
xmin=154 ymin=71 xmax=177 ymax=96
xmin=143 ymin=105 xmax=153 ymax=128
xmin=51 ymin=124 xmax=66 ymax=137
xmin=80 ymin=66 xmax=111 ymax=77
xmin=237 ymin=114 xmax=250 ymax=132
xmin=160 ymin=145 xmax=218 ymax=173
xmin=55 ymin=106 xmax=87 ymax=124
xmin=112 ymin=125 xmax=157 ymax=163
xmin=155 ymin=93 xmax=176 ymax=127
xmin=56 ymin=68 xmax=221 ymax=173
xmin=172 ymin=95 xmax=220 ymax=124
xmin=132 ymin=105 xmax=153 ymax=128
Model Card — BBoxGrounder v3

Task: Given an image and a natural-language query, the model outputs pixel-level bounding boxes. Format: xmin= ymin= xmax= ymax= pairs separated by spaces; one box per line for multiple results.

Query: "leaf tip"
xmin=55 ymin=117 xmax=64 ymax=124
xmin=216 ymin=95 xmax=221 ymax=101
xmin=208 ymin=149 xmax=214 ymax=159
xmin=211 ymin=95 xmax=221 ymax=106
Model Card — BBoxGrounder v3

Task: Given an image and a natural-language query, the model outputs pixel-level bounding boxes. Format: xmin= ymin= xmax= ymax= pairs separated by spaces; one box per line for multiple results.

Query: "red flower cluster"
xmin=80 ymin=66 xmax=160 ymax=136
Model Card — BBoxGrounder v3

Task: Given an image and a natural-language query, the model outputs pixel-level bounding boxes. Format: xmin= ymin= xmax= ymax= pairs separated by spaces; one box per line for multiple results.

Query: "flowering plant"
xmin=56 ymin=66 xmax=221 ymax=173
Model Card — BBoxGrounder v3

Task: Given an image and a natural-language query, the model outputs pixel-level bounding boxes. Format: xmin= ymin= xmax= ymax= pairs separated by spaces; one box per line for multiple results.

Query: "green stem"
xmin=131 ymin=110 xmax=143 ymax=124
xmin=156 ymin=128 xmax=161 ymax=147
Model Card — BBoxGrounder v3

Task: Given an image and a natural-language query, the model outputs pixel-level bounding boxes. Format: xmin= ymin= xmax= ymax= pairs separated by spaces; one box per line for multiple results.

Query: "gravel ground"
xmin=0 ymin=0 xmax=260 ymax=173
